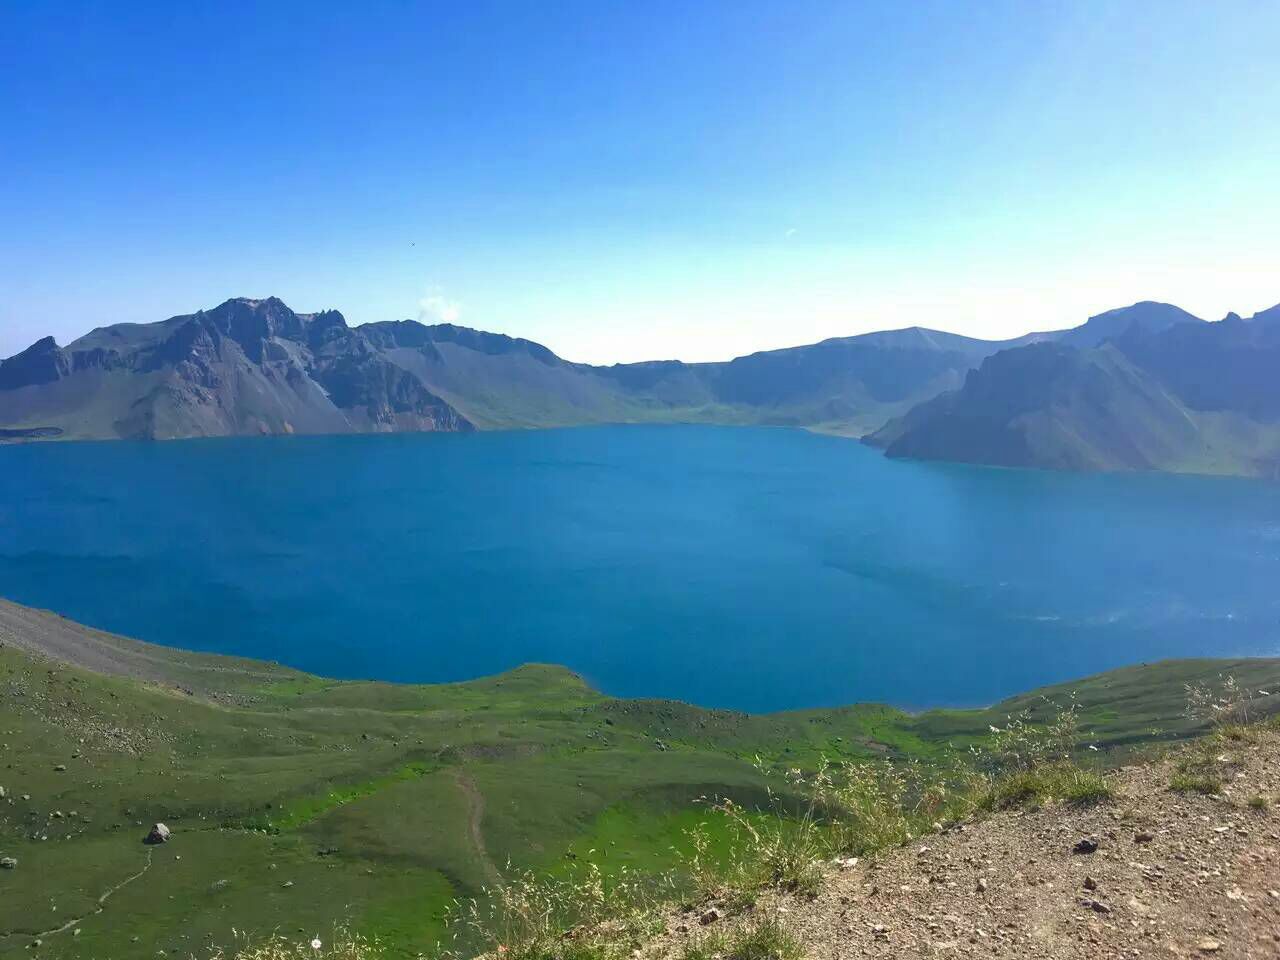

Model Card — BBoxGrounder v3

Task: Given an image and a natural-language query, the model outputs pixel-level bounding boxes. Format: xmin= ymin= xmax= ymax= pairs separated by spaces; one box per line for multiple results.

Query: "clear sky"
xmin=2 ymin=1 xmax=1278 ymax=364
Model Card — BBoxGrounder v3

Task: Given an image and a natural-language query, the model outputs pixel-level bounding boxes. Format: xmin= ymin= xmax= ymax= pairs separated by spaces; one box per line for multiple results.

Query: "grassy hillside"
xmin=2 ymin=601 xmax=1279 ymax=958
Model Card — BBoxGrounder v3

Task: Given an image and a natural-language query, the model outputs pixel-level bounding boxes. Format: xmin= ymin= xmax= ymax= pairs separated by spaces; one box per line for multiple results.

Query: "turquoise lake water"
xmin=1 ymin=424 xmax=1278 ymax=712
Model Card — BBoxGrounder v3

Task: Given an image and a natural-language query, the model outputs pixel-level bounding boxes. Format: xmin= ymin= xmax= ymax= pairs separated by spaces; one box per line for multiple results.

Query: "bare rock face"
xmin=144 ymin=822 xmax=171 ymax=845
xmin=0 ymin=297 xmax=478 ymax=441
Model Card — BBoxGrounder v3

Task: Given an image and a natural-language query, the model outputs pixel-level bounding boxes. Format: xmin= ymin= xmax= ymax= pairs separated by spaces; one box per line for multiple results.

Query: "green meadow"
xmin=3 ymin=620 xmax=1279 ymax=959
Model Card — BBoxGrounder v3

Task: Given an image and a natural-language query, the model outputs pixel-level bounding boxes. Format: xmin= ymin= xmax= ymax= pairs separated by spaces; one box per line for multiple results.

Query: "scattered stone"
xmin=975 ymin=877 xmax=988 ymax=893
xmin=0 ymin=857 xmax=16 ymax=869
xmin=699 ymin=908 xmax=721 ymax=926
xmin=53 ymin=764 xmax=66 ymax=772
xmin=1072 ymin=837 xmax=1099 ymax=855
xmin=144 ymin=823 xmax=171 ymax=845
xmin=1080 ymin=898 xmax=1112 ymax=914
xmin=1134 ymin=830 xmax=1155 ymax=843
xmin=1196 ymin=938 xmax=1222 ymax=953
xmin=1083 ymin=875 xmax=1097 ymax=891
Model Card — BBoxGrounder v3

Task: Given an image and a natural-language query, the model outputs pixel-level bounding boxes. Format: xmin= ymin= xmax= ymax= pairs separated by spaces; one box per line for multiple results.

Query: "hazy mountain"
xmin=868 ymin=303 xmax=1280 ymax=478
xmin=1053 ymin=300 xmax=1206 ymax=348
xmin=0 ymin=297 xmax=1038 ymax=442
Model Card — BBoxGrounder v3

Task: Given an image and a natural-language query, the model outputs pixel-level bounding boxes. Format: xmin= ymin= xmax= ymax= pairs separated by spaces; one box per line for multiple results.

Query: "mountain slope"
xmin=649 ymin=724 xmax=1280 ymax=960
xmin=868 ymin=304 xmax=1280 ymax=477
xmin=0 ymin=298 xmax=1040 ymax=441
xmin=1054 ymin=299 xmax=1206 ymax=348
xmin=0 ymin=298 xmax=472 ymax=440
xmin=2 ymin=597 xmax=1277 ymax=958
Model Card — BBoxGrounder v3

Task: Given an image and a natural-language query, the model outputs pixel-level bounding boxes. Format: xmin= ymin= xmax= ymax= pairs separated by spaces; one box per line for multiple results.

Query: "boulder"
xmin=0 ymin=857 xmax=16 ymax=870
xmin=144 ymin=823 xmax=171 ymax=845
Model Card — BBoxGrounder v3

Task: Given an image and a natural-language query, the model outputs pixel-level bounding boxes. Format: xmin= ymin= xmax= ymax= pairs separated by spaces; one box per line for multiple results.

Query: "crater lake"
xmin=2 ymin=424 xmax=1277 ymax=712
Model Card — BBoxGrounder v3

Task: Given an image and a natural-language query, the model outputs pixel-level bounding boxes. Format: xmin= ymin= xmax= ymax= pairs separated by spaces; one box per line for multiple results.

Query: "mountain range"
xmin=867 ymin=302 xmax=1280 ymax=478
xmin=2 ymin=295 xmax=1277 ymax=477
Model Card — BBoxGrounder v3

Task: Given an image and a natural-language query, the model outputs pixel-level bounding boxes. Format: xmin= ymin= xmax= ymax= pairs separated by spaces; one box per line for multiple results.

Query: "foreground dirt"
xmin=654 ymin=730 xmax=1280 ymax=959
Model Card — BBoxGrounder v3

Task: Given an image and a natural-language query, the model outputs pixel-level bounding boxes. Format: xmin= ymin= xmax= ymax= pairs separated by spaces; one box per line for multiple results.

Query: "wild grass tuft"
xmin=721 ymin=915 xmax=803 ymax=960
xmin=439 ymin=863 xmax=669 ymax=960
xmin=1170 ymin=771 xmax=1224 ymax=795
xmin=207 ymin=929 xmax=380 ymax=959
xmin=971 ymin=695 xmax=1114 ymax=811
xmin=979 ymin=764 xmax=1114 ymax=811
xmin=678 ymin=931 xmax=727 ymax=960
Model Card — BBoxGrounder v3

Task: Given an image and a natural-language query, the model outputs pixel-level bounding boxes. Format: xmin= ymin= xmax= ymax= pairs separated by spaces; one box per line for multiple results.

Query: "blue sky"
xmin=2 ymin=1 xmax=1278 ymax=363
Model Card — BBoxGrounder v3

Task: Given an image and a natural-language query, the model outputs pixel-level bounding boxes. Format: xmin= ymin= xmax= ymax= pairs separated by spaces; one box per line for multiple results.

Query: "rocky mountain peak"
xmin=0 ymin=334 xmax=70 ymax=390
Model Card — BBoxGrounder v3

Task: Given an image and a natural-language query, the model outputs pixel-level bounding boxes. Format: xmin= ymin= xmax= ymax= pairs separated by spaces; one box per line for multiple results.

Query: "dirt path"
xmin=452 ymin=769 xmax=502 ymax=887
xmin=650 ymin=730 xmax=1280 ymax=959
xmin=0 ymin=848 xmax=154 ymax=946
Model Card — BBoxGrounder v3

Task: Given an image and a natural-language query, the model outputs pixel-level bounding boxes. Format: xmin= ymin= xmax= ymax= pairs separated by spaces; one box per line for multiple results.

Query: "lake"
xmin=1 ymin=424 xmax=1277 ymax=712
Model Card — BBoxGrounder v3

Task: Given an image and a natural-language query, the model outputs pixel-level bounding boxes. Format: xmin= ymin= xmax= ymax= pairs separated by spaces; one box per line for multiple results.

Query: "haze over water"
xmin=2 ymin=425 xmax=1277 ymax=712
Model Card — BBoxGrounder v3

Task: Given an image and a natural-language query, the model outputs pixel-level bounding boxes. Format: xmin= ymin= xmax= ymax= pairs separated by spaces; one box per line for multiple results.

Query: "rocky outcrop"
xmin=0 ymin=337 xmax=70 ymax=390
xmin=0 ymin=298 xmax=477 ymax=441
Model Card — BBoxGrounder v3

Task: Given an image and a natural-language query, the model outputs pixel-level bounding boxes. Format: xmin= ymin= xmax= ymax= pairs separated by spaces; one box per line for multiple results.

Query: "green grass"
xmin=980 ymin=764 xmax=1115 ymax=811
xmin=721 ymin=916 xmax=803 ymax=960
xmin=3 ymin=622 xmax=1278 ymax=959
xmin=674 ymin=915 xmax=804 ymax=960
xmin=679 ymin=931 xmax=728 ymax=960
xmin=1170 ymin=772 xmax=1224 ymax=795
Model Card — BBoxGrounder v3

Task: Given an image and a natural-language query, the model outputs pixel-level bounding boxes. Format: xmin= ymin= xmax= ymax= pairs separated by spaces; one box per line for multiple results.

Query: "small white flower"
xmin=311 ymin=937 xmax=322 ymax=950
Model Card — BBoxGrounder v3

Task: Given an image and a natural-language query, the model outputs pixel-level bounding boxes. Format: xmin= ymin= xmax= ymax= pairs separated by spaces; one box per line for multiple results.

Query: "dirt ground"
xmin=653 ymin=730 xmax=1280 ymax=959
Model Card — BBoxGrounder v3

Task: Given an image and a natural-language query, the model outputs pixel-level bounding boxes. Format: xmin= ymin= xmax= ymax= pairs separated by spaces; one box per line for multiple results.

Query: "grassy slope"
xmin=3 ymin=612 xmax=1280 ymax=959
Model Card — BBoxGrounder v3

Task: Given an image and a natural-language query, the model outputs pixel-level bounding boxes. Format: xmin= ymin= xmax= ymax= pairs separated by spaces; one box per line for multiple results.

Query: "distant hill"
xmin=0 ymin=297 xmax=1037 ymax=441
xmin=867 ymin=303 xmax=1280 ymax=478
